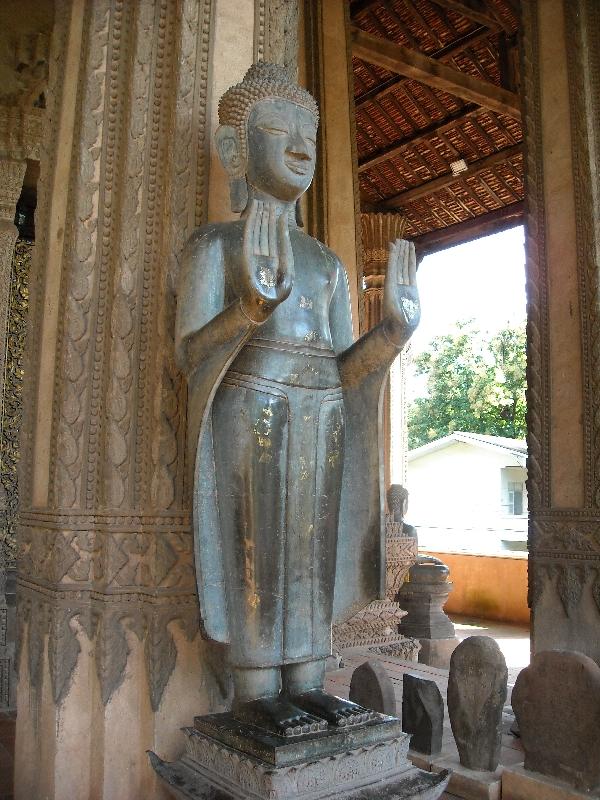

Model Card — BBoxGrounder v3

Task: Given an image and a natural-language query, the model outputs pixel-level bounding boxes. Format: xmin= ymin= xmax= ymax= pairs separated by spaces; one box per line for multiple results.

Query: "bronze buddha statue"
xmin=175 ymin=63 xmax=420 ymax=738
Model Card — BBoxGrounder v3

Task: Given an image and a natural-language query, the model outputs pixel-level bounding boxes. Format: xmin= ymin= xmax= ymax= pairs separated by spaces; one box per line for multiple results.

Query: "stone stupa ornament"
xmin=150 ymin=62 xmax=449 ymax=800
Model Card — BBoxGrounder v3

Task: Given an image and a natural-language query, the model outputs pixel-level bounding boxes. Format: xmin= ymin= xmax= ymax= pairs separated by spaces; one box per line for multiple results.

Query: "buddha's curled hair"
xmin=218 ymin=62 xmax=319 ymax=161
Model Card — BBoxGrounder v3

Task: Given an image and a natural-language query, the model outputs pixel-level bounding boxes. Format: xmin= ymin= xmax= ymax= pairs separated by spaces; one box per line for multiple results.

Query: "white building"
xmin=407 ymin=432 xmax=528 ymax=554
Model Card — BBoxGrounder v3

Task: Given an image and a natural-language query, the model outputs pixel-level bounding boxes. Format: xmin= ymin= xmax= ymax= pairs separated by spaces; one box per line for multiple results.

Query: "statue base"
xmin=149 ymin=713 xmax=451 ymax=800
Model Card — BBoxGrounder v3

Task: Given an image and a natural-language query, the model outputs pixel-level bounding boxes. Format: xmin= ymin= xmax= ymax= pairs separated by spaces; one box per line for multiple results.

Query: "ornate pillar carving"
xmin=361 ymin=212 xmax=407 ymax=487
xmin=0 ymin=158 xmax=26 ymax=447
xmin=15 ymin=2 xmax=226 ymax=798
xmin=255 ymin=0 xmax=299 ymax=73
xmin=0 ymin=9 xmax=50 ymax=713
xmin=522 ymin=0 xmax=600 ymax=663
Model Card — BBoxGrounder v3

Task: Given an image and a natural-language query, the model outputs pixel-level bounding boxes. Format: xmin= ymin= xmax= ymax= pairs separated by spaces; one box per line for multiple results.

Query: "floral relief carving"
xmin=14 ymin=0 xmax=218 ymax=716
xmin=556 ymin=564 xmax=586 ymax=618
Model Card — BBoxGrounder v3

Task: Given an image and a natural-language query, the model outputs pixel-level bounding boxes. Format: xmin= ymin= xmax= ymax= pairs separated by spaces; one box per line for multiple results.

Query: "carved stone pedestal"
xmin=398 ymin=562 xmax=458 ymax=669
xmin=333 ymin=600 xmax=420 ymax=661
xmin=150 ymin=714 xmax=451 ymax=800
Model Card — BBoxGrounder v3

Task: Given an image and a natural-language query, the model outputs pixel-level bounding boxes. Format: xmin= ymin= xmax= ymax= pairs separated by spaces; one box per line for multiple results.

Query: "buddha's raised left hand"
xmin=383 ymin=239 xmax=420 ymax=345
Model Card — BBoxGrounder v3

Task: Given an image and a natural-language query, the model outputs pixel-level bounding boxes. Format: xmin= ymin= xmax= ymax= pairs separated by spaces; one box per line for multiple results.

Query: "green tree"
xmin=408 ymin=321 xmax=526 ymax=449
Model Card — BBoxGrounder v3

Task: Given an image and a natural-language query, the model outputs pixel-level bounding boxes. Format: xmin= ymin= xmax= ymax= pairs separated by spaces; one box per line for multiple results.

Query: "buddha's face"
xmin=246 ymin=98 xmax=317 ymax=202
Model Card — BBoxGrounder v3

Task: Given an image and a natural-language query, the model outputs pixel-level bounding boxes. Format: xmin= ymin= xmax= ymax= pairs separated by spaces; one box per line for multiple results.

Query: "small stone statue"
xmin=388 ymin=484 xmax=443 ymax=569
xmin=394 ymin=485 xmax=457 ymax=667
xmin=447 ymin=636 xmax=507 ymax=772
xmin=175 ymin=63 xmax=420 ymax=738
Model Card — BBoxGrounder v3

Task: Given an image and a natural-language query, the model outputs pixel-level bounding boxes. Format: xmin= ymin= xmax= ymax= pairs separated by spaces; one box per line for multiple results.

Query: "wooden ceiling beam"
xmin=352 ymin=27 xmax=521 ymax=118
xmin=355 ymin=25 xmax=491 ymax=109
xmin=351 ymin=0 xmax=382 ymax=18
xmin=381 ymin=142 xmax=522 ymax=207
xmin=358 ymin=103 xmax=480 ymax=172
xmin=411 ymin=200 xmax=524 ymax=256
xmin=427 ymin=0 xmax=508 ymax=32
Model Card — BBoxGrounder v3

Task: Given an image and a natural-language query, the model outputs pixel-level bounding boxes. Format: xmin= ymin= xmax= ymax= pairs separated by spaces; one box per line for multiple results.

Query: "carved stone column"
xmin=14 ymin=2 xmax=230 ymax=798
xmin=522 ymin=0 xmax=600 ymax=663
xmin=255 ymin=0 xmax=299 ymax=73
xmin=361 ymin=212 xmax=407 ymax=487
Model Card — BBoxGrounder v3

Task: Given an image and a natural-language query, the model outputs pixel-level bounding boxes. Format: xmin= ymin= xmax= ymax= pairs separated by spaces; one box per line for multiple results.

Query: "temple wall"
xmin=522 ymin=0 xmax=600 ymax=662
xmin=13 ymin=0 xmax=247 ymax=797
xmin=425 ymin=551 xmax=529 ymax=626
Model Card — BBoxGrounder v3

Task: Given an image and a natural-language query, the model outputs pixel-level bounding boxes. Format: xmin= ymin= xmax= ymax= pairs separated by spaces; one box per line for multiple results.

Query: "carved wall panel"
xmin=17 ymin=0 xmax=217 ymax=716
xmin=523 ymin=0 xmax=600 ymax=661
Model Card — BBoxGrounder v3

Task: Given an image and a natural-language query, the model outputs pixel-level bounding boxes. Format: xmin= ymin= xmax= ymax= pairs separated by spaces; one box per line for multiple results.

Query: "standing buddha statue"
xmin=175 ymin=62 xmax=421 ymax=738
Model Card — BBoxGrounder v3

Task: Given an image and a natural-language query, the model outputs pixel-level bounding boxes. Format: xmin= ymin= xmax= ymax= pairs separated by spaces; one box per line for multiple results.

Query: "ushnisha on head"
xmin=216 ymin=62 xmax=319 ymax=213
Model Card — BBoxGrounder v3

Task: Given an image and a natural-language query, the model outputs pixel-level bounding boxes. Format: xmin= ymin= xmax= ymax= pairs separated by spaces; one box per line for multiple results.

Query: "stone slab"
xmin=350 ymin=660 xmax=397 ymax=716
xmin=502 ymin=763 xmax=600 ymax=800
xmin=193 ymin=711 xmax=403 ymax=767
xmin=402 ymin=673 xmax=443 ymax=756
xmin=429 ymin=757 xmax=501 ymax=800
xmin=511 ymin=650 xmax=600 ymax=792
xmin=149 ymin=727 xmax=451 ymax=800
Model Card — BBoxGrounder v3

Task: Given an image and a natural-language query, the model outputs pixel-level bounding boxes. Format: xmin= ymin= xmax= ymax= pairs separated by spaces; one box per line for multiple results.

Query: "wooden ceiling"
xmin=350 ymin=0 xmax=523 ymax=255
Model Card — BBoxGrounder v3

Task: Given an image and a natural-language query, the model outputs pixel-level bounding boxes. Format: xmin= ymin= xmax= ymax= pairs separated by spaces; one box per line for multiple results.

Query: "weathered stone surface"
xmin=398 ymin=561 xmax=456 ymax=641
xmin=402 ymin=673 xmax=443 ymax=756
xmin=447 ymin=636 xmax=507 ymax=772
xmin=349 ymin=660 xmax=396 ymax=716
xmin=511 ymin=650 xmax=600 ymax=793
xmin=177 ymin=59 xmax=422 ymax=739
xmin=430 ymin=758 xmax=502 ymax=800
xmin=333 ymin=484 xmax=419 ymax=654
xmin=503 ymin=763 xmax=599 ymax=800
xmin=417 ymin=638 xmax=458 ymax=670
xmin=150 ymin=725 xmax=451 ymax=800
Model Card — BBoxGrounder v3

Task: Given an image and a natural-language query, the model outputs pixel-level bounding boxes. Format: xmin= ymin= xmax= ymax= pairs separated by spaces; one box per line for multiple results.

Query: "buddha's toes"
xmin=232 ymin=697 xmax=328 ymax=737
xmin=291 ymin=689 xmax=379 ymax=727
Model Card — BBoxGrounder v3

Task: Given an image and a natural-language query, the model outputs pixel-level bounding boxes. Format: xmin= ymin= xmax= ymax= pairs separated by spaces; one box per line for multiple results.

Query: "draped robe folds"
xmin=175 ymin=221 xmax=397 ymax=665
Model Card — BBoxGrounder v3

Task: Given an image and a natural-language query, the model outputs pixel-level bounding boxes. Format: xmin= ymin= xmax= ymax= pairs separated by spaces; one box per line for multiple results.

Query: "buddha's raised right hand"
xmin=239 ymin=199 xmax=294 ymax=323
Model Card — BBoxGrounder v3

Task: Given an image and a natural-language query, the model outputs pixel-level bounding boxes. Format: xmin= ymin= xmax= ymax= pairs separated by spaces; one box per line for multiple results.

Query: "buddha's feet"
xmin=232 ymin=697 xmax=328 ymax=738
xmin=292 ymin=689 xmax=378 ymax=728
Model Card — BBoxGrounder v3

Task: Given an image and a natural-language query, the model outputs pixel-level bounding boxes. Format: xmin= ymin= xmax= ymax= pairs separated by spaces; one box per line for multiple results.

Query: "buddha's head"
xmin=216 ymin=62 xmax=319 ymax=212
xmin=387 ymin=484 xmax=409 ymax=520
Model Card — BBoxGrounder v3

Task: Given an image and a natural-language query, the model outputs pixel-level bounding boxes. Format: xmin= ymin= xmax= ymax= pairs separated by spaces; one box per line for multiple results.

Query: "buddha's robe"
xmin=176 ymin=220 xmax=392 ymax=666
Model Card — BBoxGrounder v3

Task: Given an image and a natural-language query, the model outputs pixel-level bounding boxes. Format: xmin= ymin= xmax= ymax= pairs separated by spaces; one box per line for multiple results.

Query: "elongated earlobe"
xmin=230 ymin=177 xmax=249 ymax=213
xmin=216 ymin=125 xmax=247 ymax=214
